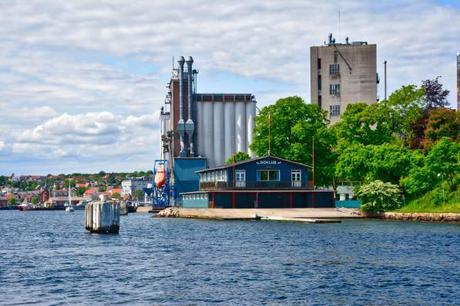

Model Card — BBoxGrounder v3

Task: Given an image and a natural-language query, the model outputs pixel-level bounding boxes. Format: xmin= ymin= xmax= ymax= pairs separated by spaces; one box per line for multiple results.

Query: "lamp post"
xmin=437 ymin=173 xmax=445 ymax=204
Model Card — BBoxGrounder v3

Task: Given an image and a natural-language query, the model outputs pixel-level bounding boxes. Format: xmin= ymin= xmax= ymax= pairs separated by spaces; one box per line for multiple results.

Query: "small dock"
xmin=257 ymin=215 xmax=341 ymax=223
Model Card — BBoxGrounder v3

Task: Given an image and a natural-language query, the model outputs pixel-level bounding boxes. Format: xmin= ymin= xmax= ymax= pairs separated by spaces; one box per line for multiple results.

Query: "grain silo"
xmin=158 ymin=57 xmax=257 ymax=205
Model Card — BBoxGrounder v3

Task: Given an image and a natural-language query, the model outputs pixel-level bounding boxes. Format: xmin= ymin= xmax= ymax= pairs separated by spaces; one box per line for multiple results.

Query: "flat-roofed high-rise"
xmin=310 ymin=34 xmax=378 ymax=123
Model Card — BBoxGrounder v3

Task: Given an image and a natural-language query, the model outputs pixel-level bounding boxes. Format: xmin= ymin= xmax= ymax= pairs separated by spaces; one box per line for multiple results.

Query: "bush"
xmin=356 ymin=180 xmax=402 ymax=212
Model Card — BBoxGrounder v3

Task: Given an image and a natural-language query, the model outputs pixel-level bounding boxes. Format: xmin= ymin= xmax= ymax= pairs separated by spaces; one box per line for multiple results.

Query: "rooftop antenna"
xmin=172 ymin=56 xmax=175 ymax=69
xmin=338 ymin=9 xmax=341 ymax=40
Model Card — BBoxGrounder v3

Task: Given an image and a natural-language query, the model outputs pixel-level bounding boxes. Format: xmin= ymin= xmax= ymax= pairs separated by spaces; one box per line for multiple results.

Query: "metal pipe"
xmin=178 ymin=56 xmax=185 ymax=120
xmin=185 ymin=56 xmax=195 ymax=155
xmin=178 ymin=56 xmax=185 ymax=155
xmin=186 ymin=57 xmax=193 ymax=121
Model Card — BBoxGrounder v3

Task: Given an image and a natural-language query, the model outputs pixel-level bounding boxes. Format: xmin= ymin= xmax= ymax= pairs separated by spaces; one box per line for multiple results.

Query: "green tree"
xmin=107 ymin=174 xmax=117 ymax=186
xmin=132 ymin=190 xmax=144 ymax=201
xmin=336 ymin=143 xmax=420 ymax=185
xmin=98 ymin=186 xmax=107 ymax=192
xmin=424 ymin=138 xmax=459 ymax=190
xmin=226 ymin=151 xmax=251 ymax=165
xmin=356 ymin=180 xmax=402 ymax=212
xmin=250 ymin=96 xmax=336 ymax=186
xmin=334 ymin=103 xmax=394 ymax=146
xmin=76 ymin=187 xmax=87 ymax=197
xmin=335 ymin=143 xmax=370 ymax=184
xmin=111 ymin=192 xmax=121 ymax=200
xmin=423 ymin=108 xmax=459 ymax=150
xmin=0 ymin=176 xmax=8 ymax=187
xmin=7 ymin=198 xmax=17 ymax=206
xmin=421 ymin=77 xmax=450 ymax=110
xmin=401 ymin=138 xmax=460 ymax=195
xmin=31 ymin=196 xmax=39 ymax=205
xmin=380 ymin=84 xmax=425 ymax=144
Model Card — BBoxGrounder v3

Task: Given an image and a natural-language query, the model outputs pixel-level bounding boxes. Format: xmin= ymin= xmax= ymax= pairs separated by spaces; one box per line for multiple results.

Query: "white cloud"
xmin=0 ymin=0 xmax=459 ymax=174
xmin=7 ymin=111 xmax=160 ymax=173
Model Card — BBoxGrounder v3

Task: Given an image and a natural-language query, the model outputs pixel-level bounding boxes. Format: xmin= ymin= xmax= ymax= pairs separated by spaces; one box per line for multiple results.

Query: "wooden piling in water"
xmin=85 ymin=198 xmax=120 ymax=234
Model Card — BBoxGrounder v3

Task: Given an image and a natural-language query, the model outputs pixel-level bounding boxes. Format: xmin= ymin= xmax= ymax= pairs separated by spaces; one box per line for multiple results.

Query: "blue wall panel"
xmin=226 ymin=157 xmax=310 ymax=188
xmin=174 ymin=158 xmax=207 ymax=198
xmin=336 ymin=200 xmax=361 ymax=208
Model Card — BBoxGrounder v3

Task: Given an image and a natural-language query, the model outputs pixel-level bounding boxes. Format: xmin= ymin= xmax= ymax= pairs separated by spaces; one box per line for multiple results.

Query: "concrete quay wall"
xmin=156 ymin=207 xmax=361 ymax=220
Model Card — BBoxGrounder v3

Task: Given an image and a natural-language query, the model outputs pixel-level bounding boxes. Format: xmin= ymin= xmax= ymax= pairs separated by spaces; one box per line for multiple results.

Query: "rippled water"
xmin=0 ymin=211 xmax=459 ymax=305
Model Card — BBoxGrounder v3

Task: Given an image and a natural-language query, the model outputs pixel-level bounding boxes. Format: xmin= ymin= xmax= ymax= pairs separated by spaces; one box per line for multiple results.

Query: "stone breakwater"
xmin=362 ymin=212 xmax=460 ymax=222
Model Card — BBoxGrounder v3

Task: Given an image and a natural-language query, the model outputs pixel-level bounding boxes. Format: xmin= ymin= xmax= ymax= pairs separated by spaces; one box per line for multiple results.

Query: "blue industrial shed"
xmin=181 ymin=156 xmax=335 ymax=208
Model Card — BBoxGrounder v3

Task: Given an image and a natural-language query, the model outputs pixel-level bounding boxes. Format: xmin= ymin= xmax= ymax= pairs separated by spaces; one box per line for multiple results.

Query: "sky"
xmin=0 ymin=0 xmax=459 ymax=175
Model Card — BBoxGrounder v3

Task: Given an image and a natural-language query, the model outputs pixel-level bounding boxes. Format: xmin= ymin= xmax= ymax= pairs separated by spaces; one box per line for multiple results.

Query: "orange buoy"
xmin=155 ymin=164 xmax=166 ymax=188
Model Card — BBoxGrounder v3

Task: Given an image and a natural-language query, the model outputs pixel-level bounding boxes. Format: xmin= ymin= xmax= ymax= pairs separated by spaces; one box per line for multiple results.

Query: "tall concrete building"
xmin=310 ymin=34 xmax=378 ymax=123
xmin=457 ymin=53 xmax=459 ymax=111
xmin=159 ymin=56 xmax=257 ymax=168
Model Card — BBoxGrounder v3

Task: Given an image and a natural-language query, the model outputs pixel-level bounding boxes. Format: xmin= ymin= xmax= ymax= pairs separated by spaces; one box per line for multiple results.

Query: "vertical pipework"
xmin=186 ymin=57 xmax=193 ymax=121
xmin=178 ymin=56 xmax=185 ymax=121
xmin=177 ymin=56 xmax=186 ymax=156
xmin=185 ymin=56 xmax=195 ymax=155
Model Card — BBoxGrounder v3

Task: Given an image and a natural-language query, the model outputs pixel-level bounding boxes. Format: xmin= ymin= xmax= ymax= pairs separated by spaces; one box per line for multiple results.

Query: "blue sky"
xmin=0 ymin=0 xmax=459 ymax=175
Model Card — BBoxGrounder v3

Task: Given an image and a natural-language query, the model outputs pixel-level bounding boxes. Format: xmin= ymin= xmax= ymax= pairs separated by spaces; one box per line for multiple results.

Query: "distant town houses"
xmin=121 ymin=178 xmax=152 ymax=197
xmin=0 ymin=171 xmax=153 ymax=207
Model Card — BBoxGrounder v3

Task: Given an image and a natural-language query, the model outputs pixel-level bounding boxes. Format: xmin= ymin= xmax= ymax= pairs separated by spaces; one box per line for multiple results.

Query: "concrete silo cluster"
xmin=156 ymin=56 xmax=257 ymax=205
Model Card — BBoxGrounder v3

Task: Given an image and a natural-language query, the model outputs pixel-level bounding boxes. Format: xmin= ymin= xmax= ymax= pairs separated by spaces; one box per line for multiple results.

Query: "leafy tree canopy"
xmin=250 ymin=96 xmax=336 ymax=186
xmin=423 ymin=108 xmax=459 ymax=149
xmin=112 ymin=192 xmax=121 ymax=200
xmin=132 ymin=190 xmax=145 ymax=201
xmin=333 ymin=103 xmax=394 ymax=146
xmin=336 ymin=143 xmax=421 ymax=185
xmin=226 ymin=151 xmax=251 ymax=165
xmin=380 ymin=84 xmax=425 ymax=143
xmin=401 ymin=138 xmax=460 ymax=196
xmin=421 ymin=77 xmax=450 ymax=109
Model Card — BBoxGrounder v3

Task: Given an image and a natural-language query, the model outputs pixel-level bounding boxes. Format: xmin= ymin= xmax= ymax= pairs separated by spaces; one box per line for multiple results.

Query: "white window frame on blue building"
xmin=256 ymin=169 xmax=280 ymax=182
xmin=291 ymin=169 xmax=301 ymax=187
xmin=235 ymin=170 xmax=246 ymax=187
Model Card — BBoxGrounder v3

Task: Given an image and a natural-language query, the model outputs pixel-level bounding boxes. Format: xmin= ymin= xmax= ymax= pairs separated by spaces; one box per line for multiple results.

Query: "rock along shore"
xmin=376 ymin=212 xmax=460 ymax=222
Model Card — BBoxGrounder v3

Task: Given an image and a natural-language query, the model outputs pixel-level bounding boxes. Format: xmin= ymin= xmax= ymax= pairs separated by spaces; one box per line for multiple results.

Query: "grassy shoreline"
xmin=396 ymin=189 xmax=460 ymax=213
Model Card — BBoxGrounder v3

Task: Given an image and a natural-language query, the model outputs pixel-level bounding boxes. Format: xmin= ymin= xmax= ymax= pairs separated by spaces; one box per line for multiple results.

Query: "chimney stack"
xmin=177 ymin=56 xmax=186 ymax=156
xmin=185 ymin=56 xmax=195 ymax=155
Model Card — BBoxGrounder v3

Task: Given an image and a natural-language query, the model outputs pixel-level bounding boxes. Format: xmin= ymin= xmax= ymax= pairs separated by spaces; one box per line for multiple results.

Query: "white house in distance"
xmin=121 ymin=179 xmax=152 ymax=197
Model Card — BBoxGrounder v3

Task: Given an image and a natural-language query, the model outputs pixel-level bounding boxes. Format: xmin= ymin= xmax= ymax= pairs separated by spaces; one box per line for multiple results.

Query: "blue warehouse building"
xmin=181 ymin=156 xmax=335 ymax=209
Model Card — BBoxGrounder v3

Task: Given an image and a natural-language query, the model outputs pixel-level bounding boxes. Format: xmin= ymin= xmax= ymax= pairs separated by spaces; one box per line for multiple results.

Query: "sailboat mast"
xmin=68 ymin=183 xmax=71 ymax=206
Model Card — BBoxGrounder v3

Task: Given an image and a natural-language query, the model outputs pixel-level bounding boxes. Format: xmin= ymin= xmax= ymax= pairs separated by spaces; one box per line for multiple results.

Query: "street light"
xmin=437 ymin=173 xmax=445 ymax=204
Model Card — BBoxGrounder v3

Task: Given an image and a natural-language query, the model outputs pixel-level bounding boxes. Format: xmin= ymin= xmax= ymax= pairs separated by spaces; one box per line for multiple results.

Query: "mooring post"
xmin=84 ymin=195 xmax=120 ymax=234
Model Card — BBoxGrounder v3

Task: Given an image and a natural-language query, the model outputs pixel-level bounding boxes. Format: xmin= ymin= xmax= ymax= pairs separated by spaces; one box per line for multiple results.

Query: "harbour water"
xmin=1 ymin=211 xmax=459 ymax=305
